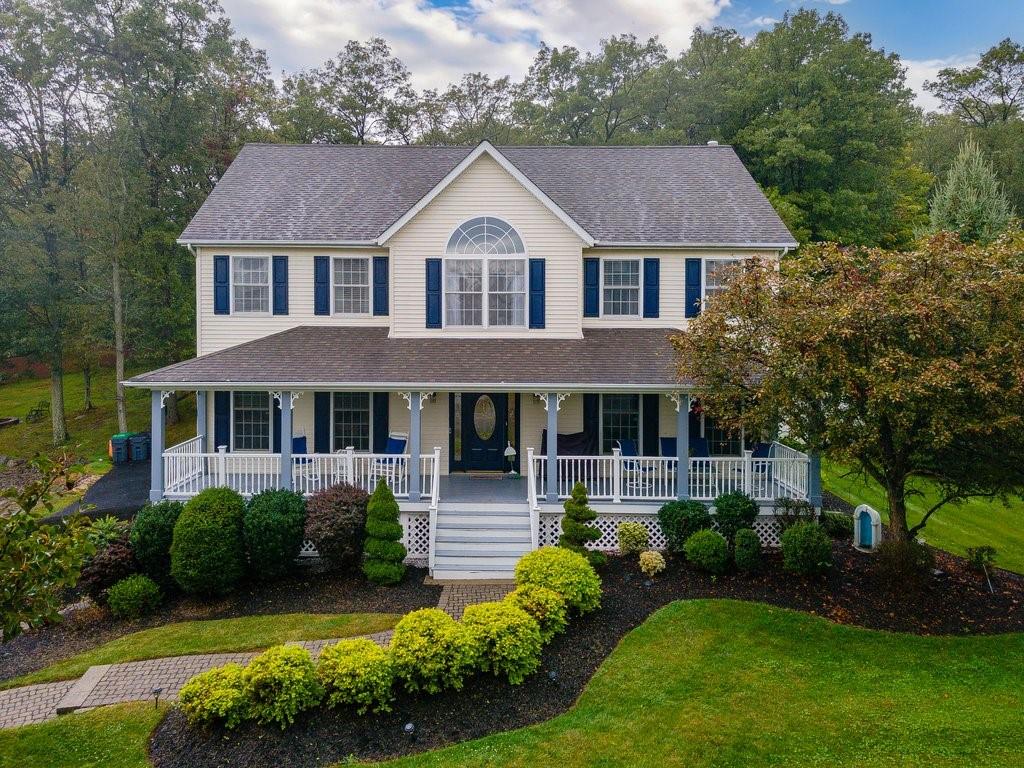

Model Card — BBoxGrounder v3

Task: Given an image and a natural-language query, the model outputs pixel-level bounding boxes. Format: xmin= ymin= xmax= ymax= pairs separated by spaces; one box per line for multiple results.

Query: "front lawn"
xmin=2 ymin=613 xmax=398 ymax=690
xmin=823 ymin=459 xmax=1024 ymax=574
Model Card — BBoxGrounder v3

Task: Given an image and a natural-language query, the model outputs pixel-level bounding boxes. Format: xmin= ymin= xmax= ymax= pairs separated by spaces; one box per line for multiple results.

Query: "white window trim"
xmin=599 ymin=258 xmax=643 ymax=319
xmin=598 ymin=393 xmax=644 ymax=455
xmin=330 ymin=391 xmax=374 ymax=453
xmin=230 ymin=391 xmax=273 ymax=453
xmin=702 ymin=257 xmax=744 ymax=303
xmin=331 ymin=256 xmax=372 ymax=317
xmin=229 ymin=255 xmax=272 ymax=316
xmin=442 ymin=255 xmax=529 ymax=329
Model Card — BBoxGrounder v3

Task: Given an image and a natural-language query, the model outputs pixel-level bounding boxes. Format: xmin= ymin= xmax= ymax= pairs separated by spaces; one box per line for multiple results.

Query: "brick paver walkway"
xmin=0 ymin=581 xmax=505 ymax=729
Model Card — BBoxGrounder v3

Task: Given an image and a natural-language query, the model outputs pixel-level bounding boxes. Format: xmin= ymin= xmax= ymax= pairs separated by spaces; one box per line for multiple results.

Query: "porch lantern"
xmin=504 ymin=442 xmax=517 ymax=476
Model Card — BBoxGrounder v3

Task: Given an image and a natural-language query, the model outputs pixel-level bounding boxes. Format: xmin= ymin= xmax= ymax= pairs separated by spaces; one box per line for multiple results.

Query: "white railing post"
xmin=344 ymin=446 xmax=355 ymax=485
xmin=430 ymin=447 xmax=441 ymax=508
xmin=217 ymin=445 xmax=227 ymax=487
xmin=612 ymin=447 xmax=622 ymax=503
xmin=743 ymin=449 xmax=753 ymax=496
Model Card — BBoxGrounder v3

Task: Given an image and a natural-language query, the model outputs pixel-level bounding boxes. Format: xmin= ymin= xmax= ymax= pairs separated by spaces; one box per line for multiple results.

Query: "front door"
xmin=453 ymin=393 xmax=508 ymax=471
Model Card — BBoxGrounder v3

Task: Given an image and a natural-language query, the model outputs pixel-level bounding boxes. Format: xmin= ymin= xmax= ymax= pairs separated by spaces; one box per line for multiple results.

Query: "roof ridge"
xmin=237 ymin=142 xmax=734 ymax=150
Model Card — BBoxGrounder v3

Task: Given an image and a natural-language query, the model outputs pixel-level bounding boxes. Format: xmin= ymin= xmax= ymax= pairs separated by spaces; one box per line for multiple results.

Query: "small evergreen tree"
xmin=362 ymin=480 xmax=407 ymax=585
xmin=559 ymin=482 xmax=605 ymax=567
xmin=929 ymin=140 xmax=1014 ymax=243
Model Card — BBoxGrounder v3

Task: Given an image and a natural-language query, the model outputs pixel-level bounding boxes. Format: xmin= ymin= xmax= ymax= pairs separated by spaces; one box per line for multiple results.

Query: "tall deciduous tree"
xmin=928 ymin=139 xmax=1015 ymax=243
xmin=673 ymin=234 xmax=1024 ymax=541
xmin=925 ymin=38 xmax=1024 ymax=127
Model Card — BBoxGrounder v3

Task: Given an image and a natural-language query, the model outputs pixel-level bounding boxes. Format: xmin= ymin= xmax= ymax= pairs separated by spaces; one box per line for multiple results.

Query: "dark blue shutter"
xmin=528 ymin=258 xmax=545 ymax=329
xmin=214 ymin=391 xmax=230 ymax=450
xmin=372 ymin=256 xmax=389 ymax=316
xmin=425 ymin=258 xmax=442 ymax=328
xmin=314 ymin=256 xmax=330 ymax=315
xmin=314 ymin=392 xmax=331 ymax=453
xmin=642 ymin=394 xmax=659 ymax=456
xmin=685 ymin=258 xmax=702 ymax=318
xmin=643 ymin=258 xmax=660 ymax=318
xmin=583 ymin=258 xmax=600 ymax=317
xmin=272 ymin=256 xmax=288 ymax=315
xmin=214 ymin=256 xmax=230 ymax=315
xmin=272 ymin=395 xmax=282 ymax=453
xmin=372 ymin=393 xmax=389 ymax=452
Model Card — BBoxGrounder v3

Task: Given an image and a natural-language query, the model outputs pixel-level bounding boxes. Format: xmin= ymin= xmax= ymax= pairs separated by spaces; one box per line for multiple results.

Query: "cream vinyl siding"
xmin=387 ymin=154 xmax=586 ymax=338
xmin=581 ymin=249 xmax=780 ymax=330
xmin=196 ymin=246 xmax=389 ymax=356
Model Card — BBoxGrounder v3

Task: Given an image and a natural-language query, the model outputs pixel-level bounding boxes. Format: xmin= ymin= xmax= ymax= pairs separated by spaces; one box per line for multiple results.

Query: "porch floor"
xmin=439 ymin=473 xmax=527 ymax=504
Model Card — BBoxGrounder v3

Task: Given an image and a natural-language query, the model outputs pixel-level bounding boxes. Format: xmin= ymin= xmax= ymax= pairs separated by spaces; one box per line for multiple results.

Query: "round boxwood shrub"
xmin=820 ymin=511 xmax=854 ymax=539
xmin=684 ymin=529 xmax=729 ymax=575
xmin=129 ymin=500 xmax=183 ymax=585
xmin=639 ymin=550 xmax=666 ymax=578
xmin=462 ymin=601 xmax=543 ymax=684
xmin=242 ymin=645 xmax=323 ymax=729
xmin=107 ymin=574 xmax=162 ymax=620
xmin=505 ymin=584 xmax=568 ymax=643
xmin=362 ymin=480 xmax=407 ymax=585
xmin=243 ymin=489 xmax=306 ymax=580
xmin=780 ymin=521 xmax=832 ymax=577
xmin=170 ymin=487 xmax=246 ymax=596
xmin=317 ymin=638 xmax=394 ymax=714
xmin=616 ymin=521 xmax=649 ymax=555
xmin=733 ymin=528 xmax=762 ymax=573
xmin=513 ymin=546 xmax=601 ymax=614
xmin=389 ymin=608 xmax=476 ymax=694
xmin=178 ymin=663 xmax=250 ymax=728
xmin=657 ymin=500 xmax=712 ymax=552
xmin=713 ymin=491 xmax=759 ymax=544
xmin=304 ymin=482 xmax=369 ymax=570
xmin=80 ymin=533 xmax=138 ymax=602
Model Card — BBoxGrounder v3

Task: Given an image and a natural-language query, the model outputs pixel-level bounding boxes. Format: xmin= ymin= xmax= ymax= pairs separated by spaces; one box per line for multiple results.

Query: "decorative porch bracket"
xmin=401 ymin=391 xmax=434 ymax=411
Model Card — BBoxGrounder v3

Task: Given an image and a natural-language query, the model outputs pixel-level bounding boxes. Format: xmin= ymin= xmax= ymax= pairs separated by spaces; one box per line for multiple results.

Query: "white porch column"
xmin=546 ymin=393 xmax=558 ymax=503
xmin=676 ymin=394 xmax=690 ymax=500
xmin=149 ymin=390 xmax=165 ymax=502
xmin=195 ymin=390 xmax=208 ymax=453
xmin=278 ymin=391 xmax=293 ymax=491
xmin=409 ymin=391 xmax=421 ymax=501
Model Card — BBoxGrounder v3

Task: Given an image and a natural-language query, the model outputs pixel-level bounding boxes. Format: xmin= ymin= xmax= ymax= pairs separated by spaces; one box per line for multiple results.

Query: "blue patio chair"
xmin=370 ymin=431 xmax=408 ymax=486
xmin=616 ymin=438 xmax=652 ymax=492
xmin=659 ymin=437 xmax=676 ymax=457
xmin=750 ymin=441 xmax=774 ymax=488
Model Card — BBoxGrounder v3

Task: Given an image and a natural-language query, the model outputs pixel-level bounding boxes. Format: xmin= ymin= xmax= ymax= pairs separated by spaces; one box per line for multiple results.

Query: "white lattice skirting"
xmin=538 ymin=512 xmax=785 ymax=550
xmin=299 ymin=511 xmax=430 ymax=560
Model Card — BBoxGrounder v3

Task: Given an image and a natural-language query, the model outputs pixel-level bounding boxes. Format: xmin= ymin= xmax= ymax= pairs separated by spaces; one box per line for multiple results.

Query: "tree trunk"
xmin=50 ymin=359 xmax=68 ymax=446
xmin=165 ymin=391 xmax=179 ymax=425
xmin=885 ymin=480 xmax=910 ymax=541
xmin=82 ymin=362 xmax=93 ymax=411
xmin=112 ymin=256 xmax=128 ymax=433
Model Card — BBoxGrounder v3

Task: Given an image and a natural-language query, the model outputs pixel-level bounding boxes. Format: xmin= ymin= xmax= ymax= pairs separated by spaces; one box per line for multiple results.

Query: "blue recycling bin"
xmin=111 ymin=435 xmax=130 ymax=465
xmin=129 ymin=433 xmax=150 ymax=462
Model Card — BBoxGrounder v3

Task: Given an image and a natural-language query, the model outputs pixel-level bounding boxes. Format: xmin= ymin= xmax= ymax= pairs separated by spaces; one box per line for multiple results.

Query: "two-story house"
xmin=126 ymin=141 xmax=817 ymax=579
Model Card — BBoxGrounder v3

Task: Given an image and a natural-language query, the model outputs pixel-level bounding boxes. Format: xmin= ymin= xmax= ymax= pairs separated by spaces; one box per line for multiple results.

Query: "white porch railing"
xmin=526 ymin=448 xmax=540 ymax=548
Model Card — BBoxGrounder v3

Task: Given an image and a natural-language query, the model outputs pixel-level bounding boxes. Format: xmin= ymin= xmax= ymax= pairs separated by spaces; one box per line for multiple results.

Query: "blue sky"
xmin=220 ymin=1 xmax=1023 ymax=110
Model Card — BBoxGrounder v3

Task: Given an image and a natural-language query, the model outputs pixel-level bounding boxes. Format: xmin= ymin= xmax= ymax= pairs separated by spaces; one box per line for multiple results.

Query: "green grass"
xmin=0 ymin=367 xmax=195 ymax=465
xmin=823 ymin=459 xmax=1024 ymax=574
xmin=1 ymin=613 xmax=399 ymax=689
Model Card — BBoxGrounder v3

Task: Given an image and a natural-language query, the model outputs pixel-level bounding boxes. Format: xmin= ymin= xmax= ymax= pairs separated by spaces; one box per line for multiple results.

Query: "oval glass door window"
xmin=474 ymin=395 xmax=496 ymax=440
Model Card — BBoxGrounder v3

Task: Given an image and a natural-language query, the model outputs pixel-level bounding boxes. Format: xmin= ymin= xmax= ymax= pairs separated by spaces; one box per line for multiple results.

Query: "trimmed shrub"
xmin=657 ymin=500 xmax=711 ymax=552
xmin=87 ymin=515 xmax=130 ymax=549
xmin=733 ymin=528 xmax=762 ymax=573
xmin=638 ymin=550 xmax=666 ymax=578
xmin=242 ymin=645 xmax=323 ymax=729
xmin=362 ymin=480 xmax=407 ymax=585
xmin=505 ymin=584 xmax=568 ymax=643
xmin=462 ymin=601 xmax=543 ymax=684
xmin=129 ymin=500 xmax=183 ymax=584
xmin=80 ymin=534 xmax=137 ymax=601
xmin=389 ymin=608 xmax=476 ymax=694
xmin=684 ymin=529 xmax=729 ymax=575
xmin=304 ymin=482 xmax=369 ymax=570
xmin=616 ymin=521 xmax=649 ymax=555
xmin=178 ymin=663 xmax=249 ymax=728
xmin=781 ymin=521 xmax=832 ymax=577
xmin=559 ymin=482 xmax=604 ymax=566
xmin=713 ymin=491 xmax=758 ymax=545
xmin=514 ymin=547 xmax=602 ymax=614
xmin=243 ymin=489 xmax=306 ymax=580
xmin=820 ymin=511 xmax=854 ymax=539
xmin=317 ymin=638 xmax=394 ymax=714
xmin=107 ymin=574 xmax=162 ymax=620
xmin=875 ymin=537 xmax=935 ymax=588
xmin=775 ymin=497 xmax=817 ymax=530
xmin=170 ymin=487 xmax=246 ymax=596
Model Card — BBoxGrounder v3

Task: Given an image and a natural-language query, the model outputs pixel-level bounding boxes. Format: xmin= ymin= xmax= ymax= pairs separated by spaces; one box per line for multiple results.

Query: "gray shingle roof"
xmin=126 ymin=327 xmax=687 ymax=390
xmin=180 ymin=143 xmax=796 ymax=247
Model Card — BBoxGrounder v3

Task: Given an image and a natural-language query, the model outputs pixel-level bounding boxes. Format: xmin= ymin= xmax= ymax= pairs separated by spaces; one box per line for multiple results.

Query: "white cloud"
xmin=221 ymin=0 xmax=729 ymax=90
xmin=903 ymin=54 xmax=978 ymax=112
xmin=749 ymin=15 xmax=780 ymax=27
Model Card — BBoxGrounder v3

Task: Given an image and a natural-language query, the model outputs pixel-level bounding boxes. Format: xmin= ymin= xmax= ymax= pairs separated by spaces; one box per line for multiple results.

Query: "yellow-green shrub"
xmin=317 ymin=638 xmax=394 ymax=714
xmin=177 ymin=663 xmax=249 ymax=728
xmin=389 ymin=608 xmax=476 ymax=694
xmin=514 ymin=547 xmax=601 ymax=614
xmin=461 ymin=601 xmax=543 ymax=684
xmin=242 ymin=645 xmax=323 ymax=729
xmin=616 ymin=521 xmax=649 ymax=555
xmin=505 ymin=584 xmax=568 ymax=643
xmin=638 ymin=550 xmax=666 ymax=578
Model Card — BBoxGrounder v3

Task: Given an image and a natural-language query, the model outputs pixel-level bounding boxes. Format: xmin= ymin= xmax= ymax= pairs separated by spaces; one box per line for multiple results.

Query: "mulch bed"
xmin=0 ymin=563 xmax=441 ymax=684
xmin=149 ymin=542 xmax=1024 ymax=768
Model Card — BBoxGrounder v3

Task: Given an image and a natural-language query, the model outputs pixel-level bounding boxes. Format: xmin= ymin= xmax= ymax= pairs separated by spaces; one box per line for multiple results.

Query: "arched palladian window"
xmin=444 ymin=217 xmax=527 ymax=327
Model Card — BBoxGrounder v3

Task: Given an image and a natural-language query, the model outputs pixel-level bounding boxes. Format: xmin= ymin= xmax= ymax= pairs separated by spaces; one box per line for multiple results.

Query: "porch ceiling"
xmin=125 ymin=326 xmax=689 ymax=391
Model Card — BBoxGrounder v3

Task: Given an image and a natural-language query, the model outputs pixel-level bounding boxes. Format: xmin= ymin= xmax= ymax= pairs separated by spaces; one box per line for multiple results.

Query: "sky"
xmin=220 ymin=0 xmax=1024 ymax=111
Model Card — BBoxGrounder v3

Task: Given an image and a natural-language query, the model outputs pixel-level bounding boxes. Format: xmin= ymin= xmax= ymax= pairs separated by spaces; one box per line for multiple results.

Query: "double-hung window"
xmin=232 ymin=256 xmax=270 ymax=313
xmin=600 ymin=394 xmax=641 ymax=454
xmin=333 ymin=257 xmax=370 ymax=315
xmin=602 ymin=260 xmax=640 ymax=316
xmin=232 ymin=391 xmax=271 ymax=451
xmin=444 ymin=217 xmax=526 ymax=328
xmin=704 ymin=258 xmax=742 ymax=302
xmin=332 ymin=392 xmax=371 ymax=451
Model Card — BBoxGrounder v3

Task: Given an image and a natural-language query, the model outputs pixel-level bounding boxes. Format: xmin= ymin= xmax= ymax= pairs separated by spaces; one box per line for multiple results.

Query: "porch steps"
xmin=431 ymin=504 xmax=533 ymax=580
